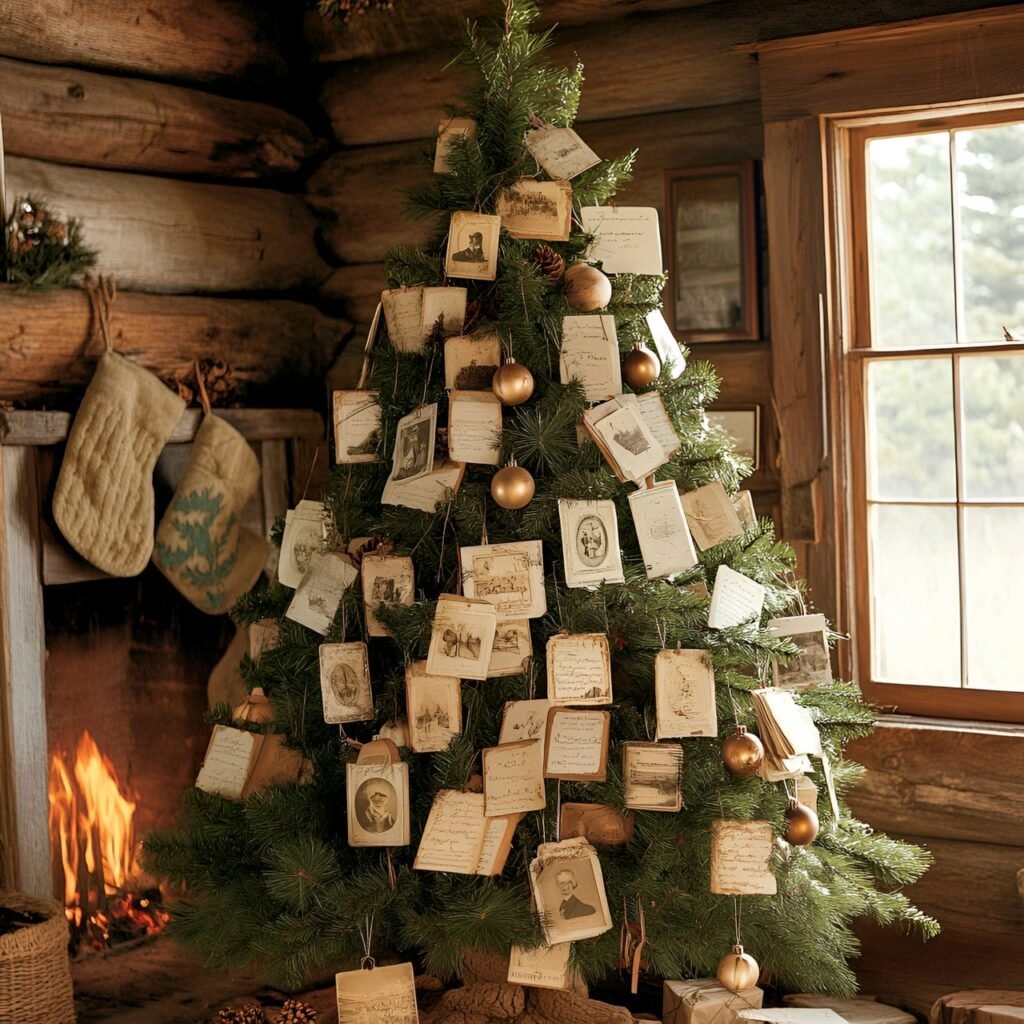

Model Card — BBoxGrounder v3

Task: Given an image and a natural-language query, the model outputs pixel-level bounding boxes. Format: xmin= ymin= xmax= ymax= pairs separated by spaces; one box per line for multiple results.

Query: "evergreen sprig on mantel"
xmin=144 ymin=0 xmax=936 ymax=998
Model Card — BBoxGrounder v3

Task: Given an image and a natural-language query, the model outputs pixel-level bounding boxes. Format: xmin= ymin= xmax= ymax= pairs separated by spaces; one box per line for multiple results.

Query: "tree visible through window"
xmin=845 ymin=113 xmax=1024 ymax=718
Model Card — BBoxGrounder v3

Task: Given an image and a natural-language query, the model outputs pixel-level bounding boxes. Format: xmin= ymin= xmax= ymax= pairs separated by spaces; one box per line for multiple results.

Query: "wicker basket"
xmin=0 ymin=892 xmax=76 ymax=1024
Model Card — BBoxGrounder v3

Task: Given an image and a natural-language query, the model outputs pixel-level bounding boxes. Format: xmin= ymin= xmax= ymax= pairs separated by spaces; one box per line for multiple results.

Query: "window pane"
xmin=956 ymin=122 xmax=1024 ymax=344
xmin=866 ymin=358 xmax=956 ymax=500
xmin=961 ymin=354 xmax=1024 ymax=500
xmin=963 ymin=507 xmax=1024 ymax=691
xmin=869 ymin=503 xmax=960 ymax=686
xmin=867 ymin=133 xmax=955 ymax=348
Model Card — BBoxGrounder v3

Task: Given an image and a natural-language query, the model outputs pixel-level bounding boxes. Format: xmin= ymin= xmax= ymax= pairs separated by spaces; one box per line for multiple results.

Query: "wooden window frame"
xmin=831 ymin=102 xmax=1024 ymax=723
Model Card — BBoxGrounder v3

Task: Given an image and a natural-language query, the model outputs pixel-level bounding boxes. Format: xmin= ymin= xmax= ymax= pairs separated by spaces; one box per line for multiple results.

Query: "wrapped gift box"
xmin=664 ymin=979 xmax=764 ymax=1024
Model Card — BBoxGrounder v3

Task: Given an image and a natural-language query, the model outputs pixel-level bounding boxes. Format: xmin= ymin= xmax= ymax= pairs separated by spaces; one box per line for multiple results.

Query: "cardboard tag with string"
xmin=336 ymin=916 xmax=419 ymax=1023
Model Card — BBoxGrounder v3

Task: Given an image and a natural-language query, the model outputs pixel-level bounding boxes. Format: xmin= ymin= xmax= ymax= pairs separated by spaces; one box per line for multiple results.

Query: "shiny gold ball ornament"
xmin=564 ymin=262 xmax=612 ymax=312
xmin=622 ymin=344 xmax=661 ymax=390
xmin=716 ymin=944 xmax=760 ymax=993
xmin=491 ymin=462 xmax=535 ymax=510
xmin=721 ymin=725 xmax=765 ymax=778
xmin=784 ymin=799 xmax=820 ymax=846
xmin=492 ymin=357 xmax=535 ymax=406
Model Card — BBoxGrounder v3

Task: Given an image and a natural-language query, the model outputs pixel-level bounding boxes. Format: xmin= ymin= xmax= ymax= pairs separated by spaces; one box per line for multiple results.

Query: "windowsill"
xmin=873 ymin=711 xmax=1024 ymax=736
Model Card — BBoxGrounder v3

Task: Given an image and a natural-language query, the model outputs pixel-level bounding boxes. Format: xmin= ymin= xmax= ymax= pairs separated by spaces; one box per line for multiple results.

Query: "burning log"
xmin=48 ymin=731 xmax=169 ymax=953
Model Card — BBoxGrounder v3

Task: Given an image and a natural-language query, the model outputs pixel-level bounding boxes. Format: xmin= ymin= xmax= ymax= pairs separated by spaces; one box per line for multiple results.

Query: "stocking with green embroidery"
xmin=153 ymin=413 xmax=267 ymax=614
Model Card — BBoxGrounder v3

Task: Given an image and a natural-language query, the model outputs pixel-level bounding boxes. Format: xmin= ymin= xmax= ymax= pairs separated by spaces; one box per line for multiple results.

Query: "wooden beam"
xmin=0 ymin=446 xmax=50 ymax=896
xmin=0 ymin=408 xmax=324 ymax=447
xmin=319 ymin=263 xmax=384 ymax=335
xmin=0 ymin=286 xmax=349 ymax=406
xmin=846 ymin=719 xmax=1024 ymax=847
xmin=0 ymin=56 xmax=320 ymax=179
xmin=307 ymin=103 xmax=763 ymax=265
xmin=853 ymin=834 xmax=1024 ymax=1016
xmin=756 ymin=3 xmax=1024 ymax=122
xmin=304 ymin=0 xmax=717 ymax=63
xmin=0 ymin=0 xmax=287 ymax=84
xmin=6 ymin=157 xmax=331 ymax=295
xmin=319 ymin=8 xmax=761 ymax=146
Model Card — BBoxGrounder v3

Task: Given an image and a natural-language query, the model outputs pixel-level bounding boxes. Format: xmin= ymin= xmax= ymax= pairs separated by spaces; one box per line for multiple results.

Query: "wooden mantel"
xmin=0 ymin=408 xmax=322 ymax=896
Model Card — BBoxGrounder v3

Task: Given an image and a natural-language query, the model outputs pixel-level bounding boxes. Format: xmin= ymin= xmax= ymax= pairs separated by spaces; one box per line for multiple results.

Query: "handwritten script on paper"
xmin=476 ymin=813 xmax=521 ymax=876
xmin=559 ymin=315 xmax=621 ymax=402
xmin=381 ymin=287 xmax=425 ymax=353
xmin=544 ymin=710 xmax=609 ymax=780
xmin=547 ymin=633 xmax=611 ymax=706
xmin=710 ymin=820 xmax=777 ymax=895
xmin=708 ymin=564 xmax=767 ymax=629
xmin=655 ymin=649 xmax=718 ymax=738
xmin=382 ymin=460 xmax=463 ymax=513
xmin=448 ymin=391 xmax=502 ymax=466
xmin=580 ymin=206 xmax=663 ymax=276
xmin=195 ymin=726 xmax=258 ymax=801
xmin=483 ymin=739 xmax=546 ymax=817
xmin=336 ymin=962 xmax=420 ymax=1024
xmin=414 ymin=790 xmax=488 ymax=874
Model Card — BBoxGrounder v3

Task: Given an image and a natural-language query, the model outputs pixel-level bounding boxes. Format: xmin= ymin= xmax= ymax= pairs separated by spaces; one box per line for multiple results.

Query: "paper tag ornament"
xmin=525 ymin=123 xmax=600 ymax=179
xmin=336 ymin=962 xmax=419 ymax=1024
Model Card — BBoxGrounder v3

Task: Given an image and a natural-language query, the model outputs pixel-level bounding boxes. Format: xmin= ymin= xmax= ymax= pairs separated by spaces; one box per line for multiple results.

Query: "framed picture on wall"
xmin=664 ymin=161 xmax=759 ymax=342
xmin=707 ymin=406 xmax=761 ymax=469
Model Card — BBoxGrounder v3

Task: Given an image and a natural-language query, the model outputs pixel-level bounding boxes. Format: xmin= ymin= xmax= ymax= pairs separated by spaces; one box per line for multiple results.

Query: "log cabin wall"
xmin=0 ymin=1 xmax=345 ymax=895
xmin=302 ymin=0 xmax=1024 ymax=1014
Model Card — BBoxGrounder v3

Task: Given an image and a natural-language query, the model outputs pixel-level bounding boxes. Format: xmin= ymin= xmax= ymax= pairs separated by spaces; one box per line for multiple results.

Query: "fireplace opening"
xmin=44 ymin=570 xmax=233 ymax=952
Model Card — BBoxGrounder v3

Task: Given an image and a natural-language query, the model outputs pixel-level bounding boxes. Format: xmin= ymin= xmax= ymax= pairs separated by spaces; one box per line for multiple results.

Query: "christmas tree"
xmin=144 ymin=0 xmax=936 ymax=1001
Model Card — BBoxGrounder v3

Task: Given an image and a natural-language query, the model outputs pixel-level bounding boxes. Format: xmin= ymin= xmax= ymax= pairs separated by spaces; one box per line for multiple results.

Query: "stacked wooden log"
xmin=0 ymin=0 xmax=347 ymax=409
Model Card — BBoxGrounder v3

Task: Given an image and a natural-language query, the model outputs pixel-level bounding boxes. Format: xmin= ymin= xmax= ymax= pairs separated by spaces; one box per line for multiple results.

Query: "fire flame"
xmin=48 ymin=731 xmax=167 ymax=949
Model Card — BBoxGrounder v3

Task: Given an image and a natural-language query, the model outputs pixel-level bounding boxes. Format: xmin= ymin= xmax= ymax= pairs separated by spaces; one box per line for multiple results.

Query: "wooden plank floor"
xmin=72 ymin=936 xmax=339 ymax=1023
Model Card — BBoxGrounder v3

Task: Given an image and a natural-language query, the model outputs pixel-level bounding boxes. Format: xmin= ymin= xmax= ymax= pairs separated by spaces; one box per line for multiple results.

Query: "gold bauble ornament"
xmin=716 ymin=944 xmax=760 ymax=993
xmin=721 ymin=725 xmax=765 ymax=778
xmin=622 ymin=344 xmax=661 ymax=390
xmin=784 ymin=799 xmax=820 ymax=846
xmin=564 ymin=263 xmax=612 ymax=312
xmin=233 ymin=686 xmax=274 ymax=726
xmin=492 ymin=358 xmax=535 ymax=406
xmin=491 ymin=462 xmax=535 ymax=510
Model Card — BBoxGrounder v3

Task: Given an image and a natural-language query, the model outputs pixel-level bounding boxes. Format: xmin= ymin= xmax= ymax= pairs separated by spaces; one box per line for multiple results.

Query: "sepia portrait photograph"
xmin=346 ymin=762 xmax=410 ymax=848
xmin=445 ymin=331 xmax=502 ymax=390
xmin=361 ymin=553 xmax=415 ymax=638
xmin=461 ymin=540 xmax=547 ymax=621
xmin=767 ymin=613 xmax=833 ymax=691
xmin=488 ymin=620 xmax=534 ymax=678
xmin=319 ymin=641 xmax=374 ymax=724
xmin=405 ymin=661 xmax=462 ymax=753
xmin=426 ymin=594 xmax=498 ymax=681
xmin=558 ymin=499 xmax=625 ymax=589
xmin=622 ymin=741 xmax=684 ymax=812
xmin=529 ymin=838 xmax=613 ymax=945
xmin=495 ymin=178 xmax=572 ymax=241
xmin=332 ymin=390 xmax=381 ymax=465
xmin=445 ymin=211 xmax=501 ymax=281
xmin=391 ymin=402 xmax=437 ymax=483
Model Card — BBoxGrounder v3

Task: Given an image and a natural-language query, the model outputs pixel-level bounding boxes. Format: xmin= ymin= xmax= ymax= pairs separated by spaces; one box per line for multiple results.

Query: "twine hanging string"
xmin=85 ymin=275 xmax=117 ymax=354
xmin=193 ymin=360 xmax=212 ymax=417
xmin=358 ymin=913 xmax=376 ymax=969
xmin=733 ymin=895 xmax=743 ymax=947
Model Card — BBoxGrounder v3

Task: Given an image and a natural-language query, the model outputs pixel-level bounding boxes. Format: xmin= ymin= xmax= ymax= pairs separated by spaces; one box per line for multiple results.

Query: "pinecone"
xmin=532 ymin=244 xmax=565 ymax=280
xmin=277 ymin=999 xmax=318 ymax=1023
xmin=216 ymin=1005 xmax=267 ymax=1024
